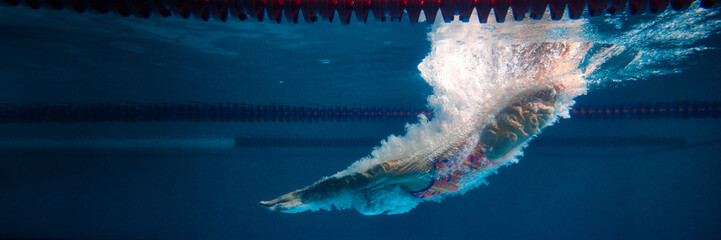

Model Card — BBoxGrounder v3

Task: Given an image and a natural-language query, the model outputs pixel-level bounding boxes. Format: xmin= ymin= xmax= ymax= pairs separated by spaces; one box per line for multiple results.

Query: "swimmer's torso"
xmin=410 ymin=143 xmax=491 ymax=199
xmin=398 ymin=86 xmax=561 ymax=199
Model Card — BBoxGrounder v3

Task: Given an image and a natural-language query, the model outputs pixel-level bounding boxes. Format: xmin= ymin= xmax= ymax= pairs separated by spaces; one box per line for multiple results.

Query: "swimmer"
xmin=259 ymin=85 xmax=562 ymax=213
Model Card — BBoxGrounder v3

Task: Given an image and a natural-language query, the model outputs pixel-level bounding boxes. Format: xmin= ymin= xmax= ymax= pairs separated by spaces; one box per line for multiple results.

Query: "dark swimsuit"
xmin=410 ymin=143 xmax=491 ymax=199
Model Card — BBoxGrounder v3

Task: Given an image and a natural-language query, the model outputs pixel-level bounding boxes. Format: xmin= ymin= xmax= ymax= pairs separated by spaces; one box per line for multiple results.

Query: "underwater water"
xmin=1 ymin=3 xmax=721 ymax=239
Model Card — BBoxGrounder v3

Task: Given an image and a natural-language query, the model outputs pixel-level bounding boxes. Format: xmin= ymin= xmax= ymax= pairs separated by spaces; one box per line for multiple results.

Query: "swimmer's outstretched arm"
xmin=259 ymin=160 xmax=426 ymax=212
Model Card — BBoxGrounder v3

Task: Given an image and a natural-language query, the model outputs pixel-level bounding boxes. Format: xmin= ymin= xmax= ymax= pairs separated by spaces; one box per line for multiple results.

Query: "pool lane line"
xmin=0 ymin=101 xmax=718 ymax=124
xmin=0 ymin=136 xmax=688 ymax=149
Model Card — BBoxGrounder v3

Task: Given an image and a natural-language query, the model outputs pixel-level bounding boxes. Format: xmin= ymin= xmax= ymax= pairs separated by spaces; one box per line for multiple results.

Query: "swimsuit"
xmin=410 ymin=143 xmax=493 ymax=199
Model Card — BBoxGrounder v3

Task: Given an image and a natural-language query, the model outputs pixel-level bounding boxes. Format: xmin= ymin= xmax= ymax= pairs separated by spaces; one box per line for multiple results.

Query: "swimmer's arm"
xmin=300 ymin=162 xmax=393 ymax=201
xmin=259 ymin=161 xmax=400 ymax=212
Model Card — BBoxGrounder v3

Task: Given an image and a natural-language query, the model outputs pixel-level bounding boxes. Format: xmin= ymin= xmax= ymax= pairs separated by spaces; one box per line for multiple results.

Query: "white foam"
xmin=302 ymin=7 xmax=721 ymax=215
xmin=300 ymin=17 xmax=595 ymax=214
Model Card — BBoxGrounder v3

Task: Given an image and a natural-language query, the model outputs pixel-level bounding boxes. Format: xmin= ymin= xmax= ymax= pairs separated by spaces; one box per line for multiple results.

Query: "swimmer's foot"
xmin=259 ymin=189 xmax=309 ymax=213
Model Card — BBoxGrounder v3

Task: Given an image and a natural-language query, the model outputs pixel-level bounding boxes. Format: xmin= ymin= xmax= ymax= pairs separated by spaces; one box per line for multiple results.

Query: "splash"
xmin=585 ymin=5 xmax=721 ymax=84
xmin=297 ymin=7 xmax=720 ymax=215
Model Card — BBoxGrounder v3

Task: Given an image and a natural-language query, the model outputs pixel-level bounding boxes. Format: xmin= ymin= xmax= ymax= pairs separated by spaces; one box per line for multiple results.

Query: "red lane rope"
xmin=2 ymin=0 xmax=717 ymax=24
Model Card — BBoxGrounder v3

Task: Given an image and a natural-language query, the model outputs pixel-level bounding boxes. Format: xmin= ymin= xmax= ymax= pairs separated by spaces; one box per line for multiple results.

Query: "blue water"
xmin=1 ymin=6 xmax=721 ymax=239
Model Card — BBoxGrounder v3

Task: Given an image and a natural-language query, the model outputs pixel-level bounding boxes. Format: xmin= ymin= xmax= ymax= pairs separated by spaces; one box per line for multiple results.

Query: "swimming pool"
xmin=0 ymin=3 xmax=720 ymax=239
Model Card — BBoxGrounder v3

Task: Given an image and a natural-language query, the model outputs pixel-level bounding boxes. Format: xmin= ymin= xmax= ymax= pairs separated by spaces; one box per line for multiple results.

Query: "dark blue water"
xmin=1 ymin=6 xmax=720 ymax=239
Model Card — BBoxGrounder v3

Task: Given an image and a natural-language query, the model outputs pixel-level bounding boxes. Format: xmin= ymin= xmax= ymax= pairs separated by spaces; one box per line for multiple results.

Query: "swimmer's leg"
xmin=259 ymin=160 xmax=431 ymax=213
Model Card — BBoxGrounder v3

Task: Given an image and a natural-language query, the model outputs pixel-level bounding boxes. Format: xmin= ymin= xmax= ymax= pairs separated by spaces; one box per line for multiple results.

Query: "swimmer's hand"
xmin=259 ymin=189 xmax=310 ymax=213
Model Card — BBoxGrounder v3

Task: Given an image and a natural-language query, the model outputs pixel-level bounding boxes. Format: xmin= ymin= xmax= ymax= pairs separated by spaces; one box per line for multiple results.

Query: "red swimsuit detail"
xmin=410 ymin=143 xmax=492 ymax=199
